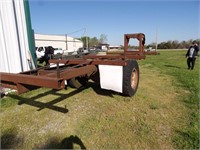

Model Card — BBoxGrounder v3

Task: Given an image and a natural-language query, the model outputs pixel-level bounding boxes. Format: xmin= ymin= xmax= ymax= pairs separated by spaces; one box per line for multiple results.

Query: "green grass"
xmin=140 ymin=50 xmax=199 ymax=149
xmin=0 ymin=50 xmax=199 ymax=149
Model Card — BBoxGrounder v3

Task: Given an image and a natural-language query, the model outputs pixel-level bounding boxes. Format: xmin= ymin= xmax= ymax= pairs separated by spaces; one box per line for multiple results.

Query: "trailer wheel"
xmin=123 ymin=60 xmax=139 ymax=96
xmin=68 ymin=77 xmax=87 ymax=89
xmin=90 ymin=71 xmax=100 ymax=84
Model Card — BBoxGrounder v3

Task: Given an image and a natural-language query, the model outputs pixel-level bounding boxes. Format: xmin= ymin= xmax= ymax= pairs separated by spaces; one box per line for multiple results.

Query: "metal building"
xmin=35 ymin=33 xmax=83 ymax=53
xmin=0 ymin=0 xmax=36 ymax=73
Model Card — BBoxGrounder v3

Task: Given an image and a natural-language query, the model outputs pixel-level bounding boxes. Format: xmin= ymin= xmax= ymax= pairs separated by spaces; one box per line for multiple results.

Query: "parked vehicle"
xmin=77 ymin=47 xmax=90 ymax=54
xmin=35 ymin=46 xmax=64 ymax=59
xmin=145 ymin=47 xmax=155 ymax=52
xmin=54 ymin=48 xmax=64 ymax=54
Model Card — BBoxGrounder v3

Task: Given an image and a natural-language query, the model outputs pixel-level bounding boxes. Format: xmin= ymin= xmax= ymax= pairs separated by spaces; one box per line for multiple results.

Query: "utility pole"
xmin=155 ymin=29 xmax=158 ymax=51
xmin=85 ymin=28 xmax=88 ymax=49
xmin=65 ymin=34 xmax=68 ymax=51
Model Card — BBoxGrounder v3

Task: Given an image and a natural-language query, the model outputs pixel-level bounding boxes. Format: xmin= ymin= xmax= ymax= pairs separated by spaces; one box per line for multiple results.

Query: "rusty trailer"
xmin=0 ymin=33 xmax=146 ymax=97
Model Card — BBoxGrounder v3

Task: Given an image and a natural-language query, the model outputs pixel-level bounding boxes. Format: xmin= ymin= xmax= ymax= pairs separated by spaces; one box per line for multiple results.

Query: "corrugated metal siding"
xmin=0 ymin=0 xmax=35 ymax=73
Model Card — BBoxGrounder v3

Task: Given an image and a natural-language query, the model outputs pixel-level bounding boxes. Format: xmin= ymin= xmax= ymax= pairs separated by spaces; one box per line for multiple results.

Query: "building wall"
xmin=35 ymin=34 xmax=83 ymax=52
xmin=0 ymin=0 xmax=36 ymax=73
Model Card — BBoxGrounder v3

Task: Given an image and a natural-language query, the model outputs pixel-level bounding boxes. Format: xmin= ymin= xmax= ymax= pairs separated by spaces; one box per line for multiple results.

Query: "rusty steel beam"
xmin=49 ymin=59 xmax=127 ymax=66
xmin=124 ymin=33 xmax=142 ymax=39
xmin=84 ymin=53 xmax=145 ymax=60
xmin=36 ymin=65 xmax=97 ymax=80
xmin=1 ymin=80 xmax=43 ymax=94
xmin=0 ymin=72 xmax=65 ymax=90
xmin=124 ymin=54 xmax=146 ymax=60
xmin=38 ymin=70 xmax=57 ymax=76
xmin=107 ymin=51 xmax=141 ymax=55
xmin=16 ymin=84 xmax=37 ymax=94
xmin=0 ymin=65 xmax=96 ymax=94
xmin=37 ymin=62 xmax=89 ymax=77
xmin=124 ymin=33 xmax=145 ymax=53
xmin=0 ymin=33 xmax=146 ymax=95
xmin=1 ymin=81 xmax=18 ymax=90
xmin=83 ymin=54 xmax=123 ymax=59
xmin=19 ymin=65 xmax=49 ymax=75
xmin=60 ymin=65 xmax=97 ymax=80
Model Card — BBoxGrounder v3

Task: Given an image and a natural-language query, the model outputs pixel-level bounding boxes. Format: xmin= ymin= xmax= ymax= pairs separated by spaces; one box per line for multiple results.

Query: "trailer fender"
xmin=99 ymin=65 xmax=123 ymax=93
xmin=99 ymin=60 xmax=139 ymax=96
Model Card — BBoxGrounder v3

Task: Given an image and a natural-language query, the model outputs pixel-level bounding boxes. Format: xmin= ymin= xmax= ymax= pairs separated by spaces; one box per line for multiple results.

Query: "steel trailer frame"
xmin=0 ymin=33 xmax=146 ymax=96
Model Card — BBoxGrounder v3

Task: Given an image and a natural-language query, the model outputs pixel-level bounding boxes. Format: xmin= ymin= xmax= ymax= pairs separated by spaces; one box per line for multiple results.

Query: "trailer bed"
xmin=0 ymin=33 xmax=146 ymax=96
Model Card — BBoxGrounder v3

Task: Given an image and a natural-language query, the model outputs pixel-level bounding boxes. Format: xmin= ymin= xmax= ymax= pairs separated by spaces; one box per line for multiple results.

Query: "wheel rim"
xmin=131 ymin=69 xmax=138 ymax=89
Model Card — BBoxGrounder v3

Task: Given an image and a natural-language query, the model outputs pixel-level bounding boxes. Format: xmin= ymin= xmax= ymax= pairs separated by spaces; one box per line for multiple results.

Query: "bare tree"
xmin=99 ymin=34 xmax=108 ymax=44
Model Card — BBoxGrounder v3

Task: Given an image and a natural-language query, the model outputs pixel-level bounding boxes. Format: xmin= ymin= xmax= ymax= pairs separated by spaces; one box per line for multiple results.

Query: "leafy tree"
xmin=147 ymin=42 xmax=156 ymax=49
xmin=78 ymin=36 xmax=90 ymax=47
xmin=172 ymin=40 xmax=179 ymax=49
xmin=79 ymin=35 xmax=200 ymax=50
xmin=156 ymin=39 xmax=199 ymax=49
xmin=89 ymin=37 xmax=99 ymax=47
xmin=79 ymin=34 xmax=108 ymax=48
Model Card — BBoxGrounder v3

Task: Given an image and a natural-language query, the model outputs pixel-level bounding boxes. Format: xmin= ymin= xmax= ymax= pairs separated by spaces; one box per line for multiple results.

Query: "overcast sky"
xmin=29 ymin=0 xmax=200 ymax=45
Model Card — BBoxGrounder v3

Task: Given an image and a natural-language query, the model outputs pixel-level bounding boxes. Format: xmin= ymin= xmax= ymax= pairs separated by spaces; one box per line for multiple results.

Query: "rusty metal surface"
xmin=81 ymin=33 xmax=146 ymax=61
xmin=83 ymin=54 xmax=123 ymax=59
xmin=124 ymin=33 xmax=145 ymax=53
xmin=0 ymin=65 xmax=97 ymax=94
xmin=124 ymin=54 xmax=146 ymax=60
xmin=0 ymin=72 xmax=65 ymax=89
xmin=37 ymin=65 xmax=97 ymax=79
xmin=49 ymin=59 xmax=127 ymax=66
xmin=1 ymin=81 xmax=18 ymax=90
xmin=60 ymin=65 xmax=97 ymax=80
xmin=0 ymin=33 xmax=146 ymax=95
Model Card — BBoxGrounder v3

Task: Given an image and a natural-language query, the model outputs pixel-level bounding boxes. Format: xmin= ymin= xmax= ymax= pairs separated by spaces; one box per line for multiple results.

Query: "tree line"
xmin=78 ymin=34 xmax=199 ymax=50
xmin=77 ymin=34 xmax=108 ymax=48
xmin=147 ymin=39 xmax=200 ymax=49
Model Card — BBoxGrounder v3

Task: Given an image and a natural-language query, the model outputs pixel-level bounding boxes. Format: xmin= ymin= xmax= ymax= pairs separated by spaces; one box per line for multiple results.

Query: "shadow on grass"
xmin=7 ymin=82 xmax=119 ymax=114
xmin=164 ymin=64 xmax=181 ymax=69
xmin=9 ymin=86 xmax=90 ymax=114
xmin=37 ymin=135 xmax=86 ymax=149
xmin=87 ymin=82 xmax=119 ymax=98
xmin=1 ymin=128 xmax=24 ymax=149
xmin=1 ymin=130 xmax=86 ymax=149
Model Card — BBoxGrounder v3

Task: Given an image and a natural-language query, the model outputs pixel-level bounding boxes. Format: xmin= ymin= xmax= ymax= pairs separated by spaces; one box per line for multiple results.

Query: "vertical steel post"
xmin=56 ymin=63 xmax=60 ymax=78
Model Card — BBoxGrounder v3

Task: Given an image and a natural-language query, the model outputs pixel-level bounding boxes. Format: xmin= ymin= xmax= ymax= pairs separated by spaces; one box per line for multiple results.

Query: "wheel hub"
xmin=131 ymin=69 xmax=138 ymax=89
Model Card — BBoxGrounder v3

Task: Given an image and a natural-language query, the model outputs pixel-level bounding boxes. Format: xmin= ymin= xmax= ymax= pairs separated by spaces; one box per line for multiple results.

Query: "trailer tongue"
xmin=0 ymin=33 xmax=146 ymax=96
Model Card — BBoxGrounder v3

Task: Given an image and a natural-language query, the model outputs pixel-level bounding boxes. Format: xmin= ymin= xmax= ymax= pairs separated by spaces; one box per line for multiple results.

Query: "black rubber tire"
xmin=90 ymin=70 xmax=100 ymax=84
xmin=122 ymin=60 xmax=139 ymax=96
xmin=67 ymin=77 xmax=88 ymax=89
